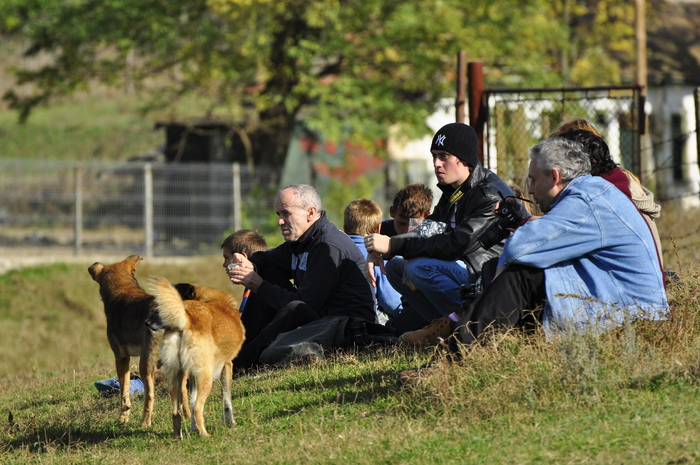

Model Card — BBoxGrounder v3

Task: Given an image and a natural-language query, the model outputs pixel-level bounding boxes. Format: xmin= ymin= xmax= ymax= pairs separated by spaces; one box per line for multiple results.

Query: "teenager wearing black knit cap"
xmin=364 ymin=122 xmax=514 ymax=346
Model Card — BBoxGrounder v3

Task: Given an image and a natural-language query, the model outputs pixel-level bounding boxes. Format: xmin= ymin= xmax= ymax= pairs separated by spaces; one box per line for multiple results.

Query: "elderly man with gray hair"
xmin=457 ymin=137 xmax=668 ymax=345
xmin=228 ymin=184 xmax=375 ymax=369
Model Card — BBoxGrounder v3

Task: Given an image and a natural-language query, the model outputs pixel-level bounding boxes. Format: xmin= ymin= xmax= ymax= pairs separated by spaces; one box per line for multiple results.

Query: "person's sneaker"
xmin=399 ymin=315 xmax=456 ymax=347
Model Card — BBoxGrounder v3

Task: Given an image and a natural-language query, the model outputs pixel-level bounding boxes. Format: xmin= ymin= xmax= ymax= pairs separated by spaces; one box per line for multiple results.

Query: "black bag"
xmin=344 ymin=318 xmax=400 ymax=347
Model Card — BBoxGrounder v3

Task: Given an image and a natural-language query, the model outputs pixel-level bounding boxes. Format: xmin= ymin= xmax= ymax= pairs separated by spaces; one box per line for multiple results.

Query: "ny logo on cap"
xmin=436 ymin=134 xmax=446 ymax=146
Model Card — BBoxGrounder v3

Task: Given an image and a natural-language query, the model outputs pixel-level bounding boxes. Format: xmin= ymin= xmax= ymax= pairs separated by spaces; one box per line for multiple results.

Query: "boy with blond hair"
xmin=344 ymin=199 xmax=402 ymax=323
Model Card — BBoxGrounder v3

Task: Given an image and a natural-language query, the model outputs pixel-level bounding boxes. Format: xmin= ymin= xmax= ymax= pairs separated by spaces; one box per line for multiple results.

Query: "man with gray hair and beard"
xmin=456 ymin=137 xmax=668 ymax=345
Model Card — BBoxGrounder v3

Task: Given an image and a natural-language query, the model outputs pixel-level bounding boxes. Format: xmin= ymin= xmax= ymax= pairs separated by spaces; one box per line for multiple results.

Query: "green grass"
xmin=2 ymin=258 xmax=700 ymax=463
xmin=2 ymin=335 xmax=700 ymax=464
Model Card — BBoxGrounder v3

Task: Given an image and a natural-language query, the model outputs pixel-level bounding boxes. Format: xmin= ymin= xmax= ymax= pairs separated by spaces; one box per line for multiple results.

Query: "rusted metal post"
xmin=468 ymin=62 xmax=485 ymax=165
xmin=456 ymin=51 xmax=466 ymax=123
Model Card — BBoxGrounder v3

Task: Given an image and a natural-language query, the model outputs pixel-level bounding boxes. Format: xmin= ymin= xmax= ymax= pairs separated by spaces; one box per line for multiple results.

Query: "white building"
xmin=646 ymin=0 xmax=700 ymax=208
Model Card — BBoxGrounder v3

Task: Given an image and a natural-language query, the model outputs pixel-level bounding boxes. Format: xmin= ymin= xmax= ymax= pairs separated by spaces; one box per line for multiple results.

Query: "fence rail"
xmin=0 ymin=159 xmax=282 ymax=257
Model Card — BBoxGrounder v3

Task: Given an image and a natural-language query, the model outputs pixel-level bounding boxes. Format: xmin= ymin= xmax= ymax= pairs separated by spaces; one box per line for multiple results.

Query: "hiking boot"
xmin=399 ymin=315 xmax=456 ymax=347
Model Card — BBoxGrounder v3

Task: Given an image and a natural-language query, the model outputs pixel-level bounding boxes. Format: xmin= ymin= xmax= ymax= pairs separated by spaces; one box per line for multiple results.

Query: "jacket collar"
xmin=550 ymin=175 xmax=592 ymax=211
xmin=292 ymin=210 xmax=328 ymax=250
xmin=436 ymin=163 xmax=487 ymax=197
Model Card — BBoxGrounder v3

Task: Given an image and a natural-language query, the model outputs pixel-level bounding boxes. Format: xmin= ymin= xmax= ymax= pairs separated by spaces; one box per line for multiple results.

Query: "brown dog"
xmin=88 ymin=255 xmax=168 ymax=427
xmin=149 ymin=277 xmax=245 ymax=439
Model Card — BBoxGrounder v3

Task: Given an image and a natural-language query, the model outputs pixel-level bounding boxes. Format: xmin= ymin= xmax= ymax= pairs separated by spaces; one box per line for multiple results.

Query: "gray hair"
xmin=280 ymin=184 xmax=322 ymax=210
xmin=529 ymin=137 xmax=591 ymax=183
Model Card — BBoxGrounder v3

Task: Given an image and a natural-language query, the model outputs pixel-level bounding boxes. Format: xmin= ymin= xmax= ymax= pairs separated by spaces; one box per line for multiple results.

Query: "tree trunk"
xmin=251 ymin=116 xmax=297 ymax=169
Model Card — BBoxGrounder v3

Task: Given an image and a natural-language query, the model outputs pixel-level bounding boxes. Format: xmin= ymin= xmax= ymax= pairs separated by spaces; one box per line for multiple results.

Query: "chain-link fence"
xmin=484 ymin=86 xmax=641 ymax=186
xmin=0 ymin=159 xmax=282 ymax=256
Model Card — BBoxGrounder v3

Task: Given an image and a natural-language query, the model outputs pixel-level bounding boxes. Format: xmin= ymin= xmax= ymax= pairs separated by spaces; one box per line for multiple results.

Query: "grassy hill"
xmin=1 ymin=257 xmax=700 ymax=463
xmin=0 ymin=94 xmax=163 ymax=161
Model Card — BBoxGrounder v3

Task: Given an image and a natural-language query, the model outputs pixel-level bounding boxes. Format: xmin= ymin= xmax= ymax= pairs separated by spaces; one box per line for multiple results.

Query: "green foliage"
xmin=2 ymin=0 xmax=577 ymax=167
xmin=0 ymin=0 xmax=60 ymax=35
xmin=551 ymin=0 xmax=638 ymax=86
xmin=238 ymin=184 xmax=283 ymax=243
xmin=317 ymin=172 xmax=382 ymax=227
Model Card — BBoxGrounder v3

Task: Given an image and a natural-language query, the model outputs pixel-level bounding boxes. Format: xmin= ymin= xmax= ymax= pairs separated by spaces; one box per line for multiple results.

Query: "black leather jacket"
xmin=389 ymin=163 xmax=513 ymax=277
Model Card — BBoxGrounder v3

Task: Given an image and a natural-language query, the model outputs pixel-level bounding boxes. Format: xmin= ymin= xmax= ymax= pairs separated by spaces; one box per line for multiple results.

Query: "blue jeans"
xmin=385 ymin=256 xmax=471 ymax=322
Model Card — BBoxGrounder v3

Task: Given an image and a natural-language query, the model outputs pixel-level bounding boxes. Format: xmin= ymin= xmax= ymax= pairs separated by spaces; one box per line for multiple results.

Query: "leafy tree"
xmin=5 ymin=0 xmax=629 ymax=167
xmin=0 ymin=0 xmax=55 ymax=35
xmin=553 ymin=0 xmax=639 ymax=86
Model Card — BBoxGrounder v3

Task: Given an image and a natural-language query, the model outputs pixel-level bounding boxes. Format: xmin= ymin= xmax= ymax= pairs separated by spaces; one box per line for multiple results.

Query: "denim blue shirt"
xmin=349 ymin=234 xmax=403 ymax=319
xmin=503 ymin=175 xmax=668 ymax=335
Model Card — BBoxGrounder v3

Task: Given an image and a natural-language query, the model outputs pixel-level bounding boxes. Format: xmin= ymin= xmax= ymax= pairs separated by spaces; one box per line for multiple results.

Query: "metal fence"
xmin=483 ymin=86 xmax=642 ymax=186
xmin=0 ymin=159 xmax=282 ymax=256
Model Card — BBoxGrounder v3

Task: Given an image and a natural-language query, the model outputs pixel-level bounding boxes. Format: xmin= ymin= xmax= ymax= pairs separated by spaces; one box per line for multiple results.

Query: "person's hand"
xmin=364 ymin=253 xmax=385 ymax=287
xmin=236 ymin=252 xmax=252 ymax=267
xmin=227 ymin=253 xmax=263 ymax=291
xmin=364 ymin=234 xmax=390 ymax=255
xmin=228 ymin=266 xmax=262 ymax=289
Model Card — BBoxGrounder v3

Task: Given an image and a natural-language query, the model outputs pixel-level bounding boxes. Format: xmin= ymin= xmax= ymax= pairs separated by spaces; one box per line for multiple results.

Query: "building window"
xmin=671 ymin=113 xmax=686 ymax=181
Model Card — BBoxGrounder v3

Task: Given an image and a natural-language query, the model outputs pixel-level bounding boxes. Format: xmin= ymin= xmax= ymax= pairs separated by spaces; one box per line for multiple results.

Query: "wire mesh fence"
xmin=484 ymin=86 xmax=642 ymax=186
xmin=0 ymin=159 xmax=282 ymax=256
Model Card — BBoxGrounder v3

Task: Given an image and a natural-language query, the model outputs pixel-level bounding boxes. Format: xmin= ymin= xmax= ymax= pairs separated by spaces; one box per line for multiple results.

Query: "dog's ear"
xmin=88 ymin=263 xmax=104 ymax=282
xmin=124 ymin=255 xmax=143 ymax=273
xmin=174 ymin=283 xmax=196 ymax=300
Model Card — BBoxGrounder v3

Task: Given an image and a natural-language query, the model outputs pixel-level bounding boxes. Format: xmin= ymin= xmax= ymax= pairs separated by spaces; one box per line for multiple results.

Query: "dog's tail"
xmin=150 ymin=276 xmax=188 ymax=331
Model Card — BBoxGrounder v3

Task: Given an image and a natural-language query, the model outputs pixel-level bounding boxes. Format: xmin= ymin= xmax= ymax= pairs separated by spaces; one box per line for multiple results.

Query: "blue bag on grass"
xmin=94 ymin=376 xmax=144 ymax=397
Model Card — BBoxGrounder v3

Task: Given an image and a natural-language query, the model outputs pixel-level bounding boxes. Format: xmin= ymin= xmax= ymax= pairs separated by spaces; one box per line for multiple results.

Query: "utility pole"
xmin=636 ymin=0 xmax=649 ymax=182
xmin=562 ymin=0 xmax=571 ymax=85
xmin=468 ymin=62 xmax=485 ymax=166
xmin=456 ymin=51 xmax=466 ymax=123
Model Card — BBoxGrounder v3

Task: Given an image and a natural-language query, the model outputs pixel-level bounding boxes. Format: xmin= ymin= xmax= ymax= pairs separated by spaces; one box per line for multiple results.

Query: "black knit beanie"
xmin=430 ymin=123 xmax=479 ymax=167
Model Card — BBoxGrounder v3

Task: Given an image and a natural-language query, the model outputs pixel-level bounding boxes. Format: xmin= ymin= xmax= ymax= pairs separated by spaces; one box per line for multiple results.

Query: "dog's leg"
xmin=115 ymin=356 xmax=132 ymax=423
xmin=192 ymin=372 xmax=213 ymax=437
xmin=170 ymin=370 xmax=184 ymax=440
xmin=140 ymin=330 xmax=160 ymax=428
xmin=221 ymin=361 xmax=234 ymax=427
xmin=180 ymin=373 xmax=191 ymax=420
xmin=189 ymin=376 xmax=199 ymax=435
